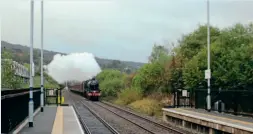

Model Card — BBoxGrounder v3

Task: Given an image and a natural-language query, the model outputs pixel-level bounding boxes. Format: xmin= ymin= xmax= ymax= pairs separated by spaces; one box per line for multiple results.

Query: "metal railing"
xmin=45 ymin=89 xmax=62 ymax=105
xmin=195 ymin=89 xmax=253 ymax=117
xmin=1 ymin=88 xmax=41 ymax=133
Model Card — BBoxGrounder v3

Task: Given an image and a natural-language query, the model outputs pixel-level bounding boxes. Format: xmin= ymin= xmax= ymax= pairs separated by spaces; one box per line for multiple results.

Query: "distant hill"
xmin=1 ymin=41 xmax=145 ymax=72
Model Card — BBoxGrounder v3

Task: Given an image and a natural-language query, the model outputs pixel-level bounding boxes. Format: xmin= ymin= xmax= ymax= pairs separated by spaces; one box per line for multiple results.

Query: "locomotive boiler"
xmin=69 ymin=77 xmax=100 ymax=101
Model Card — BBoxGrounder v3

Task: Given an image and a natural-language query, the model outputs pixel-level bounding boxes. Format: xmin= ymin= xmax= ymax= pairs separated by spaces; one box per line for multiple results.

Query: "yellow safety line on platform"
xmin=177 ymin=108 xmax=253 ymax=126
xmin=51 ymin=106 xmax=63 ymax=134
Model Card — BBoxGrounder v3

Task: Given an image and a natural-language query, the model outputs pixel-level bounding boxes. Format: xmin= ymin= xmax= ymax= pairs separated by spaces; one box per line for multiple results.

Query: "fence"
xmin=170 ymin=89 xmax=193 ymax=108
xmin=45 ymin=89 xmax=62 ymax=105
xmin=1 ymin=88 xmax=41 ymax=133
xmin=195 ymin=89 xmax=253 ymax=117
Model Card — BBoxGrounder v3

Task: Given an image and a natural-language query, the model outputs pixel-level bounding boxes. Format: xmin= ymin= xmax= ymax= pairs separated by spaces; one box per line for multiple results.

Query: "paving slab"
xmin=19 ymin=106 xmax=57 ymax=134
xmin=63 ymin=106 xmax=84 ymax=134
xmin=187 ymin=108 xmax=253 ymax=123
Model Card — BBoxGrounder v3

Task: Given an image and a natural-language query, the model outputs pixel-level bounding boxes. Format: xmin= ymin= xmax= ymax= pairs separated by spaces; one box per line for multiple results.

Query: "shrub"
xmin=115 ymin=88 xmax=143 ymax=105
xmin=131 ymin=63 xmax=165 ymax=93
xmin=96 ymin=69 xmax=123 ymax=82
xmin=100 ymin=78 xmax=124 ymax=97
xmin=124 ymin=73 xmax=136 ymax=88
xmin=129 ymin=98 xmax=162 ymax=116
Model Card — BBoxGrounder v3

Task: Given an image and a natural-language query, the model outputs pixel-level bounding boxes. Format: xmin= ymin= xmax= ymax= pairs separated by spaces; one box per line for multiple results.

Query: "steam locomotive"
xmin=69 ymin=77 xmax=100 ymax=101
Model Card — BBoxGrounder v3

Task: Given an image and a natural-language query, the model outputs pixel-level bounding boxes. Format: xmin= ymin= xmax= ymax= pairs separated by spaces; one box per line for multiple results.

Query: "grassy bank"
xmin=102 ymin=88 xmax=173 ymax=118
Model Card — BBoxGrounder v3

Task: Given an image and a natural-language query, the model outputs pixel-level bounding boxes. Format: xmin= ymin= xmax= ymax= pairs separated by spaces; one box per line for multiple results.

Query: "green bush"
xmin=131 ymin=63 xmax=165 ymax=93
xmin=96 ymin=69 xmax=124 ymax=82
xmin=100 ymin=78 xmax=124 ymax=97
xmin=96 ymin=69 xmax=126 ymax=97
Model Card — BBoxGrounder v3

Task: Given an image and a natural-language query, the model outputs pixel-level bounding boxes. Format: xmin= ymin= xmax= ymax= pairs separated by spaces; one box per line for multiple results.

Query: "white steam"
xmin=45 ymin=52 xmax=101 ymax=83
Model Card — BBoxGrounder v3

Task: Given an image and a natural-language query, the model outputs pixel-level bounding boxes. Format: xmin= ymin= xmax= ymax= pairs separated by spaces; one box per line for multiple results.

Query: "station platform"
xmin=15 ymin=106 xmax=84 ymax=134
xmin=162 ymin=107 xmax=253 ymax=134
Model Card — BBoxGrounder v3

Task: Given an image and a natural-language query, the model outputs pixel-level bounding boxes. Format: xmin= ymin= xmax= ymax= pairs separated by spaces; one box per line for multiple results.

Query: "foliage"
xmin=1 ymin=50 xmax=23 ymax=89
xmin=148 ymin=44 xmax=170 ymax=64
xmin=100 ymin=78 xmax=124 ymax=97
xmin=115 ymin=88 xmax=143 ymax=105
xmin=96 ymin=69 xmax=125 ymax=97
xmin=132 ymin=62 xmax=167 ymax=93
xmin=96 ymin=58 xmax=141 ymax=72
xmin=182 ymin=23 xmax=253 ymax=90
xmin=96 ymin=69 xmax=124 ymax=82
xmin=178 ymin=25 xmax=220 ymax=60
xmin=97 ymin=23 xmax=253 ymax=93
xmin=21 ymin=74 xmax=60 ymax=89
xmin=1 ymin=49 xmax=60 ymax=89
xmin=124 ymin=73 xmax=136 ymax=88
xmin=129 ymin=98 xmax=162 ymax=116
xmin=97 ymin=22 xmax=253 ymax=117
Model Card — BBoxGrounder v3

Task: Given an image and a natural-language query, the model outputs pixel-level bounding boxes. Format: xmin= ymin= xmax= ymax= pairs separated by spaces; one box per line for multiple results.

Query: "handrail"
xmin=1 ymin=87 xmax=41 ymax=96
xmin=1 ymin=89 xmax=40 ymax=100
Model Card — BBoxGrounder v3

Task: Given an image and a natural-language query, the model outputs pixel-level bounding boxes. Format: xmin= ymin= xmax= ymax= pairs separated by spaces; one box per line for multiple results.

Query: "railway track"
xmin=69 ymin=92 xmax=119 ymax=134
xmin=69 ymin=91 xmax=187 ymax=134
xmin=93 ymin=101 xmax=186 ymax=134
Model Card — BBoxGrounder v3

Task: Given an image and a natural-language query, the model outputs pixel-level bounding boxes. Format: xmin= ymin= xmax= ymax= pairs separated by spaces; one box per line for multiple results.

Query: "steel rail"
xmin=99 ymin=101 xmax=184 ymax=134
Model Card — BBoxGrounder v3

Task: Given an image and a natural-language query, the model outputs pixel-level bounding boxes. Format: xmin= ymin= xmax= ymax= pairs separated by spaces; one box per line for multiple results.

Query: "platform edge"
xmin=71 ymin=106 xmax=85 ymax=134
xmin=162 ymin=108 xmax=253 ymax=132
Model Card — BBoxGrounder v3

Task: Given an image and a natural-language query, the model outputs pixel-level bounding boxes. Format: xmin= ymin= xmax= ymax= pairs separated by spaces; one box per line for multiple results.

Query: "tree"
xmin=1 ymin=50 xmax=22 ymax=89
xmin=182 ymin=23 xmax=253 ymax=90
xmin=178 ymin=25 xmax=220 ymax=60
xmin=148 ymin=44 xmax=170 ymax=64
xmin=96 ymin=69 xmax=125 ymax=97
xmin=132 ymin=63 xmax=165 ymax=93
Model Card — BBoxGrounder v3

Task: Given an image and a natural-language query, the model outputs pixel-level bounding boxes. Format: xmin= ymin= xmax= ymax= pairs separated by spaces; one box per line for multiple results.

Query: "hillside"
xmin=1 ymin=41 xmax=145 ymax=72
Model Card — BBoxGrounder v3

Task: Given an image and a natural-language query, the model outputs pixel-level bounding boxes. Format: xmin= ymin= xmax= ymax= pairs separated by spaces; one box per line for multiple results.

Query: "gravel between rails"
xmin=100 ymin=101 xmax=191 ymax=134
xmin=66 ymin=91 xmax=191 ymax=134
xmin=68 ymin=92 xmax=118 ymax=134
xmin=70 ymin=92 xmax=152 ymax=134
xmin=93 ymin=102 xmax=184 ymax=134
xmin=83 ymin=99 xmax=153 ymax=134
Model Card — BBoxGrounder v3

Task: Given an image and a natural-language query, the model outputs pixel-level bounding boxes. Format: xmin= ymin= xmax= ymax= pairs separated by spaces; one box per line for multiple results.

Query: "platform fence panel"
xmin=195 ymin=89 xmax=253 ymax=117
xmin=45 ymin=89 xmax=62 ymax=105
xmin=1 ymin=88 xmax=41 ymax=133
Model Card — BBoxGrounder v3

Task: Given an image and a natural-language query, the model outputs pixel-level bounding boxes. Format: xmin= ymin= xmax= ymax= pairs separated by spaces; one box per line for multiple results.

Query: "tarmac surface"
xmin=19 ymin=106 xmax=57 ymax=134
xmin=187 ymin=108 xmax=253 ymax=123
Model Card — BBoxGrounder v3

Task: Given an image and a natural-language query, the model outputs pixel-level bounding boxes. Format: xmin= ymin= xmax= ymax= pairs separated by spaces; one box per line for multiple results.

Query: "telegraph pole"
xmin=40 ymin=0 xmax=44 ymax=112
xmin=206 ymin=0 xmax=211 ymax=112
xmin=29 ymin=0 xmax=34 ymax=127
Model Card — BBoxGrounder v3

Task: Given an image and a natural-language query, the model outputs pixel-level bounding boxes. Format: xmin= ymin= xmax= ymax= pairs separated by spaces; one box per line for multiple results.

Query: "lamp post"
xmin=29 ymin=0 xmax=34 ymax=127
xmin=206 ymin=0 xmax=211 ymax=112
xmin=40 ymin=0 xmax=44 ymax=112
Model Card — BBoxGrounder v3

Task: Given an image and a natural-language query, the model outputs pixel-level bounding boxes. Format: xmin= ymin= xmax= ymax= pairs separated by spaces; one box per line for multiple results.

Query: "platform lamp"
xmin=205 ymin=0 xmax=211 ymax=112
xmin=40 ymin=0 xmax=45 ymax=112
xmin=29 ymin=0 xmax=34 ymax=127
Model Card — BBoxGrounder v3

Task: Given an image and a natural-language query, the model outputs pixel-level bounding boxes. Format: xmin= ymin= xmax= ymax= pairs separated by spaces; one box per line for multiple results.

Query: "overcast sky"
xmin=1 ymin=0 xmax=253 ymax=62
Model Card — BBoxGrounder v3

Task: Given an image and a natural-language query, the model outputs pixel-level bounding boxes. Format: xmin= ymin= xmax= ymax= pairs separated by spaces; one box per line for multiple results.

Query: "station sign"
xmin=49 ymin=90 xmax=54 ymax=96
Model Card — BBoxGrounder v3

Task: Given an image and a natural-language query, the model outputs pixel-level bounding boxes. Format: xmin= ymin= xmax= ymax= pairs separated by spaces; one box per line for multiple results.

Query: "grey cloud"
xmin=1 ymin=0 xmax=253 ymax=62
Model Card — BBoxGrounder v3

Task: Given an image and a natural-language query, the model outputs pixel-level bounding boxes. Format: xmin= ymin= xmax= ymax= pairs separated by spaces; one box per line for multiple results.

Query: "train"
xmin=69 ymin=77 xmax=101 ymax=101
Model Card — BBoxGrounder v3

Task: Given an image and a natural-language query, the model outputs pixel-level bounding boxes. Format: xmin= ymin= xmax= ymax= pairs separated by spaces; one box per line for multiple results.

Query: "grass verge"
xmin=114 ymin=88 xmax=143 ymax=105
xmin=129 ymin=98 xmax=163 ymax=117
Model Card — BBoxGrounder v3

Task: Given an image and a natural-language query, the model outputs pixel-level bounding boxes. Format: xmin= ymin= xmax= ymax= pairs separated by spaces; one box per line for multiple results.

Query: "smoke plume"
xmin=45 ymin=52 xmax=101 ymax=84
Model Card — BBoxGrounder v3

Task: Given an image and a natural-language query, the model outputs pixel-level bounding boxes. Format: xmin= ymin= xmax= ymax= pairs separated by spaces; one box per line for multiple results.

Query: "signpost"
xmin=182 ymin=90 xmax=187 ymax=97
xmin=49 ymin=90 xmax=54 ymax=96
